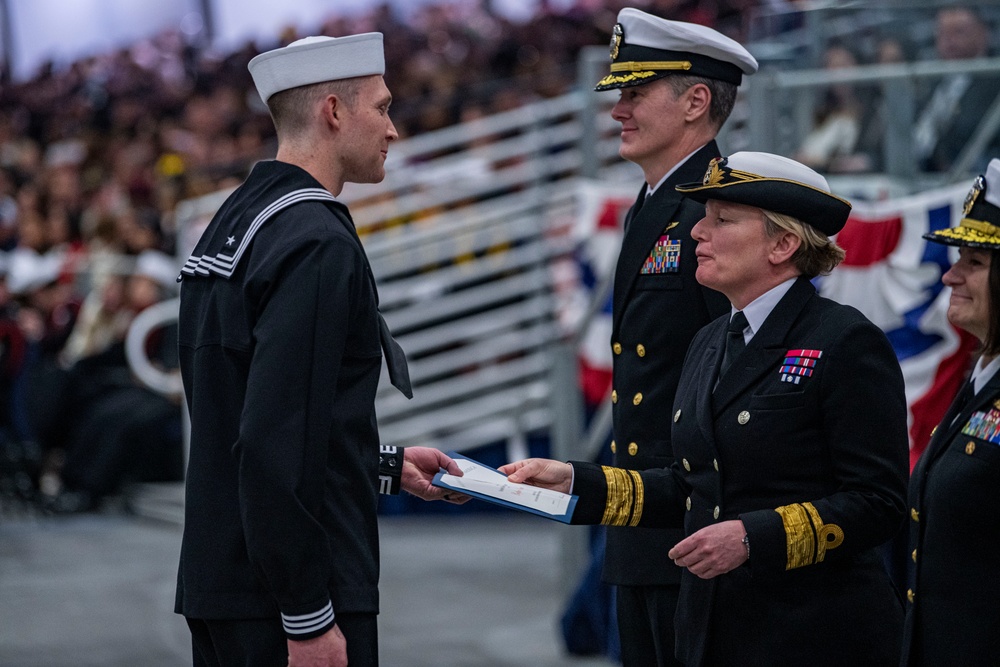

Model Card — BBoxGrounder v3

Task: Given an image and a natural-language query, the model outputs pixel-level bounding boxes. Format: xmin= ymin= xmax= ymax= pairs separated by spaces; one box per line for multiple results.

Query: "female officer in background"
xmin=902 ymin=158 xmax=1000 ymax=666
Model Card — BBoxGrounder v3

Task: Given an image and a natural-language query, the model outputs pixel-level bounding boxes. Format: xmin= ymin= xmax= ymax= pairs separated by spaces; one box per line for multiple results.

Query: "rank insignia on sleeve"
xmin=640 ymin=234 xmax=681 ymax=274
xmin=779 ymin=349 xmax=822 ymax=384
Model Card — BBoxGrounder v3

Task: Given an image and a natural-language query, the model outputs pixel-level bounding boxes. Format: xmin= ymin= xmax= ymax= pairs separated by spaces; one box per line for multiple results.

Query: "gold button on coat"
xmin=912 ymin=549 xmax=917 ymax=562
xmin=674 ymin=409 xmax=682 ymax=423
xmin=633 ymin=392 xmax=643 ymax=406
xmin=682 ymin=458 xmax=691 ymax=471
xmin=612 ymin=390 xmax=618 ymax=403
xmin=966 ymin=441 xmax=976 ymax=455
xmin=911 ymin=508 xmax=920 ymax=522
xmin=610 ymin=440 xmax=616 ymax=454
xmin=636 ymin=344 xmax=646 ymax=357
xmin=685 ymin=496 xmax=692 ymax=511
xmin=613 ymin=342 xmax=622 ymax=355
xmin=738 ymin=411 xmax=750 ymax=425
xmin=713 ymin=506 xmax=720 ymax=520
xmin=713 ymin=459 xmax=719 ymax=471
xmin=907 ymin=589 xmax=915 ymax=603
xmin=628 ymin=442 xmax=638 ymax=456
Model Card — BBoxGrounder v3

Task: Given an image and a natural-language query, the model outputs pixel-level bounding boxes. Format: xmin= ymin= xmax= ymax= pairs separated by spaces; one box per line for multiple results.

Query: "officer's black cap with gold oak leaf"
xmin=924 ymin=158 xmax=1000 ymax=249
xmin=676 ymin=151 xmax=853 ymax=236
xmin=596 ymin=8 xmax=758 ymax=92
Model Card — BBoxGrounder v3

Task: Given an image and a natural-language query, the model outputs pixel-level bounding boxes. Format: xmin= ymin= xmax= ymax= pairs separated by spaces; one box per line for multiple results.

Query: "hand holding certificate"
xmin=432 ymin=452 xmax=578 ymax=523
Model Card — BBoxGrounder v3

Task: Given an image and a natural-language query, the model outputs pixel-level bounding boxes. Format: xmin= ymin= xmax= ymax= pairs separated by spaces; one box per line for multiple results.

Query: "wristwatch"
xmin=741 ymin=533 xmax=750 ymax=560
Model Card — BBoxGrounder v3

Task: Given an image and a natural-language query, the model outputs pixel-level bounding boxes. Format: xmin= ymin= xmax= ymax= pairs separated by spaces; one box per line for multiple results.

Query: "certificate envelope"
xmin=432 ymin=452 xmax=578 ymax=524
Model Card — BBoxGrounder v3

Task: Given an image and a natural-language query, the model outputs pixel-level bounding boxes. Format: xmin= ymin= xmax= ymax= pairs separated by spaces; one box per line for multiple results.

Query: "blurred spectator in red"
xmin=0 ymin=255 xmax=35 ymax=501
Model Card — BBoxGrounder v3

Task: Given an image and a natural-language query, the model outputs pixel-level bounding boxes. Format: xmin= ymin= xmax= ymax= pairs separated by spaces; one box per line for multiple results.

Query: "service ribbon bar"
xmin=779 ymin=349 xmax=823 ymax=385
xmin=640 ymin=236 xmax=681 ymax=274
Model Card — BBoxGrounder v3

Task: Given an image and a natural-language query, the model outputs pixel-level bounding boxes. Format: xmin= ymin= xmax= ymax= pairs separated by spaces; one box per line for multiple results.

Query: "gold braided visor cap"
xmin=594 ymin=10 xmax=756 ymax=91
xmin=924 ymin=169 xmax=1000 ymax=249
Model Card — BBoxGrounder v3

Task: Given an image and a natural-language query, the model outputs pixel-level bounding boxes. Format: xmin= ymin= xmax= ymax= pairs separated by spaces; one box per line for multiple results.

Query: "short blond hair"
xmin=268 ymin=78 xmax=362 ymax=138
xmin=763 ymin=210 xmax=846 ymax=277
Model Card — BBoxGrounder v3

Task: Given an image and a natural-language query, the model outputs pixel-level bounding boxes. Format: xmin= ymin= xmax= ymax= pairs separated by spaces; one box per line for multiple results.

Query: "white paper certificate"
xmin=437 ymin=457 xmax=573 ymax=516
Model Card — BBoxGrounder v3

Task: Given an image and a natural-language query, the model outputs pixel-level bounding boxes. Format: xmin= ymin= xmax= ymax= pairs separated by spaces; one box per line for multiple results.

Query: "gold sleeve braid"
xmin=600 ymin=466 xmax=644 ymax=527
xmin=775 ymin=502 xmax=844 ymax=570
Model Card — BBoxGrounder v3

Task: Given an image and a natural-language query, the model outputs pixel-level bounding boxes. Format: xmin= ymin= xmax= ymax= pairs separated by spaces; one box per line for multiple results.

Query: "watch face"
xmin=610 ymin=23 xmax=623 ymax=61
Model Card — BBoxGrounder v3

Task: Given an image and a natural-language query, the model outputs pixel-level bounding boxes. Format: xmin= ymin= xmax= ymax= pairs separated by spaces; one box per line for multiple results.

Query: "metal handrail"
xmin=123 ymin=297 xmax=182 ymax=398
xmin=770 ymin=57 xmax=1000 ymax=88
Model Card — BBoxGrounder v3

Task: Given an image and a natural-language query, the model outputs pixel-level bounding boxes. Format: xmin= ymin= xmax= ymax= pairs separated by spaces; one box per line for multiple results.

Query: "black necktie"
xmin=719 ymin=311 xmax=748 ymax=379
xmin=946 ymin=380 xmax=975 ymax=426
xmin=624 ymin=189 xmax=646 ymax=233
xmin=378 ymin=313 xmax=412 ymax=399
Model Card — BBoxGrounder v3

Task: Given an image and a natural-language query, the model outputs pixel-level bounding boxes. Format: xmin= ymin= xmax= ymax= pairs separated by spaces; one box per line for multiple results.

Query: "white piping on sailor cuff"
xmin=282 ymin=601 xmax=335 ymax=637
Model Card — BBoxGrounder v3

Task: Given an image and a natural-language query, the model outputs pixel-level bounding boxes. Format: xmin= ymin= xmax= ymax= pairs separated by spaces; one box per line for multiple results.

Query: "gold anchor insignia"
xmin=964 ymin=175 xmax=985 ymax=217
xmin=610 ymin=23 xmax=623 ymax=61
xmin=703 ymin=157 xmax=726 ymax=186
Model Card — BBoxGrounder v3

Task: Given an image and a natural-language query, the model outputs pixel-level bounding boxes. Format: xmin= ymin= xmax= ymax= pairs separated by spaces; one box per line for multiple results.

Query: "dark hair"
xmin=875 ymin=33 xmax=914 ymax=63
xmin=664 ymin=75 xmax=739 ymax=131
xmin=984 ymin=251 xmax=1000 ymax=357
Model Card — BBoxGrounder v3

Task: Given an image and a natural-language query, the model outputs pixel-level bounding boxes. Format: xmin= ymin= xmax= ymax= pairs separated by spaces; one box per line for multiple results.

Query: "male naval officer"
xmin=589 ymin=9 xmax=756 ymax=666
xmin=175 ymin=33 xmax=464 ymax=667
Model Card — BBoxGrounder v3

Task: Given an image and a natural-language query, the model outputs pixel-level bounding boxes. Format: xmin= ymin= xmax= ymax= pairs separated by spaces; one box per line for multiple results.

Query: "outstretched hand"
xmin=401 ymin=447 xmax=469 ymax=504
xmin=498 ymin=458 xmax=573 ymax=494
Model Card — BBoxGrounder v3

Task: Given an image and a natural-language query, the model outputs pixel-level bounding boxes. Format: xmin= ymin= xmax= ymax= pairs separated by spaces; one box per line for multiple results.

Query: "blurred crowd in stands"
xmin=794 ymin=5 xmax=999 ymax=174
xmin=0 ymin=0 xmax=996 ymax=514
